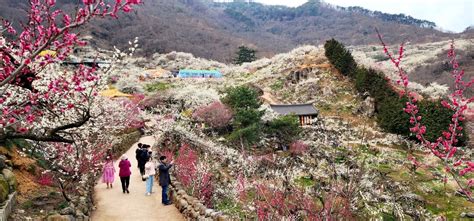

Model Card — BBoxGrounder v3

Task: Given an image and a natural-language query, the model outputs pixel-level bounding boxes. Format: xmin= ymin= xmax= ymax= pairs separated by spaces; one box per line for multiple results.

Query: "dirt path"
xmin=91 ymin=136 xmax=185 ymax=221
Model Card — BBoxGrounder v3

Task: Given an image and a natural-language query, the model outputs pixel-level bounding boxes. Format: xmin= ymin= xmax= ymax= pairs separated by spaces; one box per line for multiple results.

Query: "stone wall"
xmin=0 ymin=155 xmax=17 ymax=205
xmin=0 ymin=192 xmax=16 ymax=221
xmin=110 ymin=130 xmax=142 ymax=158
xmin=45 ymin=130 xmax=142 ymax=221
xmin=169 ymin=177 xmax=228 ymax=221
xmin=45 ymin=173 xmax=96 ymax=221
xmin=156 ymin=132 xmax=229 ymax=221
xmin=0 ymin=152 xmax=18 ymax=221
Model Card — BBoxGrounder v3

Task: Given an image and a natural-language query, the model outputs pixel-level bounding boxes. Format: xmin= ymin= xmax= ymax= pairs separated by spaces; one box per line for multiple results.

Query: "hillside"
xmin=110 ymin=44 xmax=474 ymax=219
xmin=0 ymin=0 xmax=464 ymax=62
xmin=3 ymin=1 xmax=474 ymax=220
xmin=351 ymin=38 xmax=474 ymax=96
xmin=3 ymin=36 xmax=473 ymax=219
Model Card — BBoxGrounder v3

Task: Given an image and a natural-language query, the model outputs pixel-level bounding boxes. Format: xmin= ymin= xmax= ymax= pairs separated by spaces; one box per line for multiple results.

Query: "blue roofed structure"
xmin=177 ymin=69 xmax=223 ymax=78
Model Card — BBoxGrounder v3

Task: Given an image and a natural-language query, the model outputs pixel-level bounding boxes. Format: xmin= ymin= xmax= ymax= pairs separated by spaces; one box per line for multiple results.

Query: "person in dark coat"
xmin=143 ymin=145 xmax=151 ymax=162
xmin=135 ymin=143 xmax=143 ymax=168
xmin=158 ymin=155 xmax=173 ymax=205
xmin=138 ymin=145 xmax=152 ymax=181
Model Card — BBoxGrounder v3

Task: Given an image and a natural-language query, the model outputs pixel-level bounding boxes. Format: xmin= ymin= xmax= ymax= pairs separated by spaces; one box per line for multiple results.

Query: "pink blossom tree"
xmin=192 ymin=101 xmax=232 ymax=129
xmin=289 ymin=140 xmax=309 ymax=155
xmin=0 ymin=0 xmax=144 ymax=202
xmin=235 ymin=180 xmax=353 ymax=220
xmin=377 ymin=29 xmax=474 ymax=202
xmin=174 ymin=144 xmax=198 ymax=187
xmin=174 ymin=143 xmax=214 ymax=207
xmin=0 ymin=0 xmax=142 ymax=144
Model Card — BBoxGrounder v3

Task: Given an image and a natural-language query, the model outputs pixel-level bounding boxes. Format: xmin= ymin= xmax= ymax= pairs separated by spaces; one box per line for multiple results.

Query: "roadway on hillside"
xmin=91 ymin=136 xmax=184 ymax=221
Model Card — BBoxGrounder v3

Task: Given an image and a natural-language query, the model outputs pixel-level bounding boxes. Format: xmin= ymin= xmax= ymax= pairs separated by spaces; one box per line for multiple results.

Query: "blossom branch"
xmin=376 ymin=28 xmax=474 ymax=202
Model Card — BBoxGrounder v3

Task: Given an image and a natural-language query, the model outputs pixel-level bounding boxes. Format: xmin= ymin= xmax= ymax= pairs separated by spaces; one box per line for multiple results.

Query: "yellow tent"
xmin=99 ymin=88 xmax=133 ymax=98
xmin=39 ymin=50 xmax=57 ymax=57
xmin=143 ymin=68 xmax=171 ymax=78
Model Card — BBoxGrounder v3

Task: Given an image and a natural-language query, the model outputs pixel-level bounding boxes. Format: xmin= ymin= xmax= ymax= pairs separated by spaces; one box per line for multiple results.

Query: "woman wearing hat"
xmin=119 ymin=155 xmax=132 ymax=194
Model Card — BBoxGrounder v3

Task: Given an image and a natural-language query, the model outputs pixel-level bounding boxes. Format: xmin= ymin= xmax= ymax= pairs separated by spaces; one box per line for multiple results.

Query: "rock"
xmin=2 ymin=168 xmax=17 ymax=191
xmin=174 ymin=184 xmax=184 ymax=190
xmin=172 ymin=191 xmax=179 ymax=202
xmin=210 ymin=211 xmax=220 ymax=218
xmin=165 ymin=52 xmax=177 ymax=61
xmin=461 ymin=212 xmax=474 ymax=218
xmin=4 ymin=160 xmax=12 ymax=168
xmin=46 ymin=214 xmax=74 ymax=221
xmin=60 ymin=207 xmax=75 ymax=215
xmin=397 ymin=193 xmax=425 ymax=204
xmin=177 ymin=189 xmax=186 ymax=196
xmin=193 ymin=202 xmax=203 ymax=211
xmin=191 ymin=211 xmax=200 ymax=218
xmin=174 ymin=181 xmax=182 ymax=187
xmin=199 ymin=204 xmax=207 ymax=215
xmin=76 ymin=205 xmax=87 ymax=214
xmin=216 ymin=215 xmax=228 ymax=221
xmin=179 ymin=199 xmax=188 ymax=210
xmin=0 ymin=155 xmax=6 ymax=170
xmin=75 ymin=215 xmax=87 ymax=221
xmin=322 ymin=87 xmax=334 ymax=97
xmin=184 ymin=194 xmax=193 ymax=202
xmin=0 ymin=175 xmax=9 ymax=202
xmin=205 ymin=209 xmax=214 ymax=217
xmin=360 ymin=96 xmax=375 ymax=117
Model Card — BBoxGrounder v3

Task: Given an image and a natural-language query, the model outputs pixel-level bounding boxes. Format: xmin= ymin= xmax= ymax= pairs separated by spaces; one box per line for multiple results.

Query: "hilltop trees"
xmin=324 ymin=38 xmax=465 ymax=144
xmin=234 ymin=46 xmax=257 ymax=65
xmin=324 ymin=39 xmax=357 ymax=77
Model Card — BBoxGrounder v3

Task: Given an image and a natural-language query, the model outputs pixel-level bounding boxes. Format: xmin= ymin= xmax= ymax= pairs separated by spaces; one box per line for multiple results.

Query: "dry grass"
xmin=0 ymin=147 xmax=54 ymax=203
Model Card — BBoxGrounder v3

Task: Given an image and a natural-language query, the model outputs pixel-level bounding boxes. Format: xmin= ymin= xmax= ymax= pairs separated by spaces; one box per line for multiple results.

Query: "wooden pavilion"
xmin=270 ymin=103 xmax=319 ymax=126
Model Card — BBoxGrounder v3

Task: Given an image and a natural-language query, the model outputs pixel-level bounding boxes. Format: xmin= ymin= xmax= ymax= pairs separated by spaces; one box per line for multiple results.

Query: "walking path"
xmin=91 ymin=136 xmax=185 ymax=221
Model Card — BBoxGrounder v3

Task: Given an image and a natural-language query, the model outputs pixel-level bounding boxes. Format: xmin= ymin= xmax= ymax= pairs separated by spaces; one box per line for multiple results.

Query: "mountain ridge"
xmin=0 ymin=0 xmax=468 ymax=62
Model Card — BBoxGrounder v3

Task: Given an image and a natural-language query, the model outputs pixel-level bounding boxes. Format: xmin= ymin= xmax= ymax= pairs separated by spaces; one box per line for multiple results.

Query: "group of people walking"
xmin=101 ymin=142 xmax=174 ymax=205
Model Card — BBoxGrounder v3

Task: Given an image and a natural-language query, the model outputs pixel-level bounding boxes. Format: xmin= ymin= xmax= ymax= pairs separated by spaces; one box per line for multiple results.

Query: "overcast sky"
xmin=254 ymin=0 xmax=474 ymax=33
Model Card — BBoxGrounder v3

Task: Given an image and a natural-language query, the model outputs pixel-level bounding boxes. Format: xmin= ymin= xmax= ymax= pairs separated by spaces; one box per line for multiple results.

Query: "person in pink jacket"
xmin=119 ymin=155 xmax=132 ymax=194
xmin=102 ymin=156 xmax=115 ymax=189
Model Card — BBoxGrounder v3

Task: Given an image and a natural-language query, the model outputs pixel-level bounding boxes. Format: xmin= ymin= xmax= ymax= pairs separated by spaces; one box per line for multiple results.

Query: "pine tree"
xmin=234 ymin=46 xmax=257 ymax=65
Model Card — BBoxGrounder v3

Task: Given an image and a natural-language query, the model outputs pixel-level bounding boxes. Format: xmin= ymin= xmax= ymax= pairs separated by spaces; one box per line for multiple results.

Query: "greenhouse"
xmin=177 ymin=69 xmax=223 ymax=78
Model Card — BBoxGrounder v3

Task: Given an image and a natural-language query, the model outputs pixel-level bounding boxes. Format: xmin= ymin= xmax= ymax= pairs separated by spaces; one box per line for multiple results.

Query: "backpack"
xmin=135 ymin=148 xmax=142 ymax=159
xmin=140 ymin=149 xmax=149 ymax=161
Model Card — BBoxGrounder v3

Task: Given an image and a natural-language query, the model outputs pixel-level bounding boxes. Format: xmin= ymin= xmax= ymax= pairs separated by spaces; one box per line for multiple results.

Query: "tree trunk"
xmin=240 ymin=135 xmax=246 ymax=158
xmin=58 ymin=180 xmax=71 ymax=202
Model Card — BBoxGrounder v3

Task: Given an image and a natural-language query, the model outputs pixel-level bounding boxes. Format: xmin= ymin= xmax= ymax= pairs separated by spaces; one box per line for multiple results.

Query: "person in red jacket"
xmin=119 ymin=155 xmax=131 ymax=194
